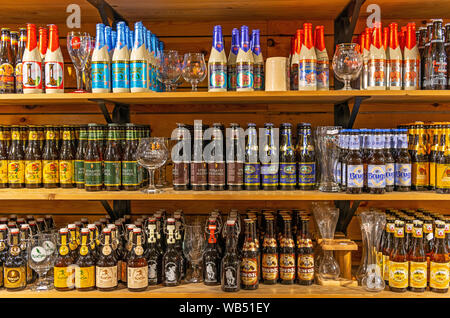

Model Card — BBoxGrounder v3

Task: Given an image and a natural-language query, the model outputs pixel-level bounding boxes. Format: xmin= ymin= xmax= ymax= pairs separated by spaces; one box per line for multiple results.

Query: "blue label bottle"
xmin=112 ymin=21 xmax=130 ymax=92
xmin=92 ymin=23 xmax=110 ymax=93
xmin=130 ymin=22 xmax=148 ymax=92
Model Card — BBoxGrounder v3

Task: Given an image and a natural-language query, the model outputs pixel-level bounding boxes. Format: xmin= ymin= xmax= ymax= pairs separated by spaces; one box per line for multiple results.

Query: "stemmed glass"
xmin=156 ymin=50 xmax=182 ymax=91
xmin=27 ymin=233 xmax=57 ymax=291
xmin=67 ymin=32 xmax=92 ymax=93
xmin=136 ymin=137 xmax=169 ymax=194
xmin=315 ymin=126 xmax=341 ymax=192
xmin=332 ymin=43 xmax=363 ymax=90
xmin=156 ymin=137 xmax=170 ymax=188
xmin=183 ymin=223 xmax=206 ymax=283
xmin=83 ymin=38 xmax=95 ymax=92
xmin=182 ymin=53 xmax=207 ymax=91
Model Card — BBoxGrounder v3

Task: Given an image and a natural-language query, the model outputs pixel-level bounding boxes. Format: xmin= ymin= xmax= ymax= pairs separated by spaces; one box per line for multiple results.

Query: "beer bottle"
xmin=191 ymin=122 xmax=208 ymax=191
xmin=261 ymin=217 xmax=278 ymax=284
xmin=59 ymin=125 xmax=74 ymax=188
xmin=0 ymin=126 xmax=8 ymax=188
xmin=84 ymin=124 xmax=103 ymax=191
xmin=436 ymin=124 xmax=450 ymax=193
xmin=226 ymin=123 xmax=244 ymax=190
xmin=279 ymin=123 xmax=296 ymax=190
xmin=145 ymin=217 xmax=162 ymax=285
xmin=0 ymin=225 xmax=8 ymax=287
xmin=279 ymin=218 xmax=296 ymax=284
xmin=337 ymin=129 xmax=349 ymax=191
xmin=174 ymin=213 xmax=186 ymax=280
xmin=172 ymin=123 xmax=190 ymax=190
xmin=221 ymin=220 xmax=240 ymax=292
xmin=203 ymin=217 xmax=221 ymax=285
xmin=297 ymin=216 xmax=314 ymax=285
xmin=75 ymin=228 xmax=96 ymax=291
xmin=8 ymin=125 xmax=25 ymax=188
xmin=163 ymin=218 xmax=182 ymax=286
xmin=422 ymin=23 xmax=433 ymax=89
xmin=383 ymin=129 xmax=395 ymax=192
xmin=389 ymin=220 xmax=408 ymax=292
xmin=395 ymin=129 xmax=412 ymax=191
xmin=121 ymin=224 xmax=135 ymax=284
xmin=382 ymin=217 xmax=395 ymax=284
xmin=408 ymin=220 xmax=427 ymax=292
xmin=261 ymin=123 xmax=279 ymax=190
xmin=418 ymin=26 xmax=427 ymax=89
xmin=127 ymin=227 xmax=148 ymax=291
xmin=367 ymin=129 xmax=386 ymax=194
xmin=244 ymin=123 xmax=260 ymax=190
xmin=24 ymin=125 xmax=42 ymax=188
xmin=67 ymin=224 xmax=78 ymax=263
xmin=427 ymin=19 xmax=447 ymax=90
xmin=240 ymin=219 xmax=259 ymax=290
xmin=0 ymin=28 xmax=15 ymax=94
xmin=96 ymin=228 xmax=118 ymax=291
xmin=54 ymin=228 xmax=75 ymax=291
xmin=122 ymin=124 xmax=139 ymax=190
xmin=404 ymin=217 xmax=414 ymax=252
xmin=103 ymin=124 xmax=122 ymax=191
xmin=74 ymin=125 xmax=87 ymax=189
xmin=18 ymin=224 xmax=34 ymax=284
xmin=429 ymin=123 xmax=440 ymax=190
xmin=3 ymin=228 xmax=26 ymax=291
xmin=19 ymin=125 xmax=27 ymax=155
xmin=14 ymin=28 xmax=25 ymax=94
xmin=42 ymin=125 xmax=59 ymax=188
xmin=411 ymin=124 xmax=429 ymax=191
xmin=208 ymin=123 xmax=226 ymax=191
xmin=346 ymin=130 xmax=364 ymax=194
xmin=423 ymin=217 xmax=434 ymax=283
xmin=87 ymin=224 xmax=99 ymax=262
xmin=429 ymin=221 xmax=449 ymax=293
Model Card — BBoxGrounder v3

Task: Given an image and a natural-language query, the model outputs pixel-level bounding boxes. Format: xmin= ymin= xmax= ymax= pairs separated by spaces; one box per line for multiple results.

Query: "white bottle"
xmin=44 ymin=24 xmax=64 ymax=94
xmin=22 ymin=24 xmax=43 ymax=94
xmin=130 ymin=22 xmax=148 ymax=93
xmin=367 ymin=24 xmax=387 ymax=90
xmin=314 ymin=25 xmax=329 ymax=91
xmin=236 ymin=25 xmax=254 ymax=92
xmin=387 ymin=23 xmax=402 ymax=90
xmin=403 ymin=23 xmax=420 ymax=90
xmin=251 ymin=29 xmax=264 ymax=91
xmin=290 ymin=30 xmax=302 ymax=90
xmin=112 ymin=21 xmax=130 ymax=93
xmin=298 ymin=23 xmax=317 ymax=91
xmin=208 ymin=25 xmax=227 ymax=92
xmin=91 ymin=23 xmax=110 ymax=93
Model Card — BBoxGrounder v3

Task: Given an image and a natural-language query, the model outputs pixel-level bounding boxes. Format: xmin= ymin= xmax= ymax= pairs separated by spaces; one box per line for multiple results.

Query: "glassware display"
xmin=182 ymin=223 xmax=206 ymax=283
xmin=312 ymin=202 xmax=340 ymax=280
xmin=181 ymin=53 xmax=207 ymax=91
xmin=332 ymin=43 xmax=363 ymax=90
xmin=315 ymin=126 xmax=341 ymax=192
xmin=136 ymin=137 xmax=169 ymax=194
xmin=27 ymin=233 xmax=57 ymax=291
xmin=67 ymin=32 xmax=92 ymax=93
xmin=156 ymin=50 xmax=182 ymax=91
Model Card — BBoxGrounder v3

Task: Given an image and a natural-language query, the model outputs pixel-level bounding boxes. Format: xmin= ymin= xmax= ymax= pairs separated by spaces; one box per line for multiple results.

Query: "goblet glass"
xmin=136 ymin=137 xmax=169 ymax=194
xmin=67 ymin=32 xmax=92 ymax=93
xmin=182 ymin=53 xmax=207 ymax=91
xmin=315 ymin=126 xmax=341 ymax=192
xmin=332 ymin=43 xmax=363 ymax=90
xmin=27 ymin=233 xmax=57 ymax=291
xmin=183 ymin=223 xmax=206 ymax=283
xmin=83 ymin=38 xmax=95 ymax=92
xmin=156 ymin=50 xmax=182 ymax=91
xmin=155 ymin=137 xmax=170 ymax=188
xmin=312 ymin=202 xmax=340 ymax=280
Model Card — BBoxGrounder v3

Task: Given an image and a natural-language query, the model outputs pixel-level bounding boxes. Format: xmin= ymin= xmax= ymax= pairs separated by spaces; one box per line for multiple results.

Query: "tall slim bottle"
xmin=244 ymin=123 xmax=260 ymax=190
xmin=112 ymin=21 xmax=130 ymax=93
xmin=208 ymin=25 xmax=227 ymax=92
xmin=236 ymin=25 xmax=254 ymax=91
xmin=427 ymin=19 xmax=447 ymax=90
xmin=315 ymin=25 xmax=329 ymax=90
xmin=252 ymin=29 xmax=264 ymax=91
xmin=298 ymin=23 xmax=317 ymax=91
xmin=290 ymin=30 xmax=302 ymax=91
xmin=92 ymin=23 xmax=110 ymax=93
xmin=387 ymin=23 xmax=402 ymax=90
xmin=44 ymin=25 xmax=64 ymax=93
xmin=221 ymin=220 xmax=240 ymax=292
xmin=0 ymin=28 xmax=15 ymax=94
xmin=14 ymin=28 xmax=26 ymax=94
xmin=22 ymin=24 xmax=42 ymax=94
xmin=227 ymin=28 xmax=239 ymax=91
xmin=403 ymin=22 xmax=420 ymax=90
xmin=429 ymin=222 xmax=449 ymax=293
xmin=38 ymin=27 xmax=47 ymax=93
xmin=130 ymin=22 xmax=148 ymax=93
xmin=368 ymin=23 xmax=387 ymax=90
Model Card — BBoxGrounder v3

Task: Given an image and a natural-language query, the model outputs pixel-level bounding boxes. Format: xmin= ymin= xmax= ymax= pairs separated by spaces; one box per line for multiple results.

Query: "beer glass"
xmin=181 ymin=53 xmax=207 ymax=91
xmin=332 ymin=43 xmax=363 ymax=90
xmin=67 ymin=32 xmax=92 ymax=93
xmin=315 ymin=126 xmax=341 ymax=192
xmin=156 ymin=50 xmax=182 ymax=91
xmin=136 ymin=137 xmax=169 ymax=194
xmin=182 ymin=223 xmax=206 ymax=283
xmin=155 ymin=137 xmax=170 ymax=188
xmin=27 ymin=233 xmax=57 ymax=291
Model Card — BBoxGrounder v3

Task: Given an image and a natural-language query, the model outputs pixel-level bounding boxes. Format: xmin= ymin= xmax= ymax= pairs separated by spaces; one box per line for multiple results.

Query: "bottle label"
xmin=25 ymin=160 xmax=42 ymax=184
xmin=262 ymin=253 xmax=278 ymax=281
xmin=412 ymin=162 xmax=429 ymax=187
xmin=409 ymin=261 xmax=427 ymax=289
xmin=279 ymin=163 xmax=296 ymax=186
xmin=368 ymin=59 xmax=386 ymax=87
xmin=84 ymin=161 xmax=102 ymax=186
xmin=92 ymin=61 xmax=110 ymax=89
xmin=190 ymin=162 xmax=208 ymax=186
xmin=130 ymin=60 xmax=148 ymax=88
xmin=54 ymin=266 xmax=75 ymax=288
xmin=1 ymin=63 xmax=15 ymax=91
xmin=395 ymin=163 xmax=412 ymax=186
xmin=122 ymin=161 xmax=138 ymax=186
xmin=341 ymin=162 xmax=347 ymax=186
xmin=75 ymin=266 xmax=95 ymax=288
xmin=42 ymin=160 xmax=59 ymax=184
xmin=44 ymin=61 xmax=64 ymax=90
xmin=430 ymin=162 xmax=436 ymax=187
xmin=164 ymin=261 xmax=179 ymax=284
xmin=0 ymin=160 xmax=7 ymax=184
xmin=244 ymin=163 xmax=260 ymax=186
xmin=436 ymin=164 xmax=450 ymax=189
xmin=240 ymin=257 xmax=258 ymax=286
xmin=261 ymin=163 xmax=279 ymax=187
xmin=430 ymin=60 xmax=447 ymax=86
xmin=59 ymin=160 xmax=74 ymax=184
xmin=4 ymin=266 xmax=26 ymax=289
xmin=253 ymin=64 xmax=264 ymax=90
xmin=388 ymin=261 xmax=408 ymax=289
xmin=403 ymin=59 xmax=419 ymax=88
xmin=227 ymin=64 xmax=237 ymax=91
xmin=236 ymin=62 xmax=253 ymax=89
xmin=226 ymin=162 xmax=243 ymax=186
xmin=204 ymin=261 xmax=218 ymax=283
xmin=128 ymin=266 xmax=148 ymax=289
xmin=290 ymin=63 xmax=299 ymax=90
xmin=15 ymin=62 xmax=23 ymax=92
xmin=388 ymin=59 xmax=402 ymax=88
xmin=223 ymin=266 xmax=238 ymax=288
xmin=430 ymin=261 xmax=449 ymax=289
xmin=104 ymin=161 xmax=121 ymax=187
xmin=148 ymin=259 xmax=158 ymax=284
xmin=209 ymin=63 xmax=227 ymax=90
xmin=208 ymin=162 xmax=225 ymax=186
xmin=335 ymin=161 xmax=342 ymax=185
xmin=298 ymin=162 xmax=316 ymax=185
xmin=377 ymin=251 xmax=384 ymax=278
xmin=347 ymin=164 xmax=364 ymax=188
xmin=121 ymin=262 xmax=127 ymax=282
xmin=385 ymin=163 xmax=395 ymax=186
xmin=383 ymin=255 xmax=389 ymax=281
xmin=172 ymin=162 xmax=189 ymax=186
xmin=316 ymin=60 xmax=329 ymax=89
xmin=96 ymin=265 xmax=118 ymax=288
xmin=8 ymin=160 xmax=25 ymax=184
xmin=297 ymin=254 xmax=314 ymax=281
xmin=279 ymin=253 xmax=295 ymax=281
xmin=74 ymin=160 xmax=85 ymax=184
xmin=298 ymin=59 xmax=317 ymax=88
xmin=112 ymin=60 xmax=130 ymax=89
xmin=23 ymin=61 xmax=42 ymax=89
xmin=367 ymin=164 xmax=386 ymax=188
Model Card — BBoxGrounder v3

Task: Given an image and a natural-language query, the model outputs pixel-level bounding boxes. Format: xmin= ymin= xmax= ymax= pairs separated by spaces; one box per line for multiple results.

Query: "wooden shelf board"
xmin=0 ymin=188 xmax=447 ymax=201
xmin=1 ymin=283 xmax=448 ymax=298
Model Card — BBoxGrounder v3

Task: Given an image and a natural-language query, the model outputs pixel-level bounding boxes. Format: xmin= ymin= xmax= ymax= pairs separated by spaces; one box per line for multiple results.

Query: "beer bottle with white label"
xmin=130 ymin=22 xmax=148 ymax=93
xmin=251 ymin=29 xmax=264 ymax=91
xmin=389 ymin=220 xmax=408 ymax=292
xmin=315 ymin=25 xmax=329 ymax=90
xmin=96 ymin=228 xmax=118 ymax=291
xmin=429 ymin=221 xmax=449 ymax=293
xmin=298 ymin=23 xmax=317 ymax=91
xmin=279 ymin=217 xmax=296 ymax=284
xmin=44 ymin=25 xmax=64 ymax=93
xmin=227 ymin=28 xmax=239 ymax=91
xmin=75 ymin=228 xmax=96 ymax=291
xmin=203 ymin=217 xmax=221 ymax=286
xmin=146 ymin=217 xmax=162 ymax=285
xmin=408 ymin=220 xmax=427 ymax=292
xmin=221 ymin=220 xmax=240 ymax=292
xmin=236 ymin=25 xmax=254 ymax=91
xmin=368 ymin=23 xmax=387 ymax=90
xmin=346 ymin=130 xmax=364 ymax=194
xmin=384 ymin=130 xmax=395 ymax=192
xmin=387 ymin=23 xmax=402 ymax=90
xmin=208 ymin=25 xmax=227 ymax=92
xmin=0 ymin=28 xmax=15 ymax=94
xmin=22 ymin=24 xmax=42 ymax=94
xmin=240 ymin=219 xmax=259 ymax=290
xmin=127 ymin=228 xmax=148 ymax=291
xmin=162 ymin=218 xmax=182 ymax=286
xmin=290 ymin=30 xmax=302 ymax=90
xmin=112 ymin=22 xmax=130 ymax=93
xmin=403 ymin=23 xmax=420 ymax=90
xmin=3 ymin=228 xmax=26 ymax=291
xmin=54 ymin=228 xmax=75 ymax=291
xmin=367 ymin=130 xmax=386 ymax=194
xmin=427 ymin=19 xmax=447 ymax=90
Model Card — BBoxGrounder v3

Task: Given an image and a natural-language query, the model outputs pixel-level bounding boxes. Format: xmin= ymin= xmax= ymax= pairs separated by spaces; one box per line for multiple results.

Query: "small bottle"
xmin=208 ymin=25 xmax=227 ymax=92
xmin=297 ymin=216 xmax=314 ymax=285
xmin=226 ymin=123 xmax=244 ymax=191
xmin=315 ymin=25 xmax=329 ymax=91
xmin=4 ymin=228 xmax=26 ymax=291
xmin=162 ymin=218 xmax=182 ymax=287
xmin=22 ymin=24 xmax=42 ymax=94
xmin=395 ymin=129 xmax=412 ymax=191
xmin=261 ymin=123 xmax=279 ymax=190
xmin=240 ymin=219 xmax=259 ymax=290
xmin=236 ymin=25 xmax=254 ymax=91
xmin=42 ymin=126 xmax=59 ymax=188
xmin=112 ymin=21 xmax=130 ymax=93
xmin=24 ymin=126 xmax=42 ymax=188
xmin=227 ymin=28 xmax=239 ymax=91
xmin=75 ymin=228 xmax=96 ymax=291
xmin=92 ymin=23 xmax=111 ymax=93
xmin=208 ymin=123 xmax=226 ymax=191
xmin=290 ymin=30 xmax=302 ymax=91
xmin=96 ymin=228 xmax=118 ymax=291
xmin=44 ymin=25 xmax=64 ymax=93
xmin=296 ymin=123 xmax=316 ymax=190
xmin=346 ymin=130 xmax=364 ymax=194
xmin=191 ymin=122 xmax=208 ymax=191
xmin=38 ymin=27 xmax=47 ymax=93
xmin=130 ymin=22 xmax=148 ymax=93
xmin=0 ymin=28 xmax=15 ymax=94
xmin=54 ymin=228 xmax=75 ymax=291
xmin=84 ymin=124 xmax=103 ymax=191
xmin=127 ymin=228 xmax=148 ymax=291
xmin=384 ymin=129 xmax=395 ymax=192
xmin=408 ymin=220 xmax=427 ymax=292
xmin=14 ymin=28 xmax=26 ymax=94
xmin=146 ymin=217 xmax=162 ymax=285
xmin=298 ymin=23 xmax=317 ymax=91
xmin=244 ymin=123 xmax=260 ymax=190
xmin=368 ymin=23 xmax=387 ymax=90
xmin=367 ymin=130 xmax=386 ymax=194
xmin=279 ymin=123 xmax=296 ymax=190
xmin=387 ymin=23 xmax=402 ymax=90
xmin=203 ymin=217 xmax=221 ymax=286
xmin=389 ymin=221 xmax=408 ymax=292
xmin=221 ymin=220 xmax=240 ymax=292
xmin=403 ymin=23 xmax=420 ymax=90
xmin=251 ymin=29 xmax=264 ymax=91
xmin=279 ymin=217 xmax=295 ymax=284
xmin=429 ymin=222 xmax=449 ymax=293
xmin=59 ymin=125 xmax=75 ymax=188
xmin=172 ymin=123 xmax=190 ymax=191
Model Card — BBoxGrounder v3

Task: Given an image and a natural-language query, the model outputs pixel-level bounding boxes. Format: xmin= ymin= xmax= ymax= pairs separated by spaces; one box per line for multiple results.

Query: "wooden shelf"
xmin=0 ymin=188 xmax=447 ymax=201
xmin=1 ymin=283 xmax=449 ymax=298
xmin=2 ymin=91 xmax=450 ymax=107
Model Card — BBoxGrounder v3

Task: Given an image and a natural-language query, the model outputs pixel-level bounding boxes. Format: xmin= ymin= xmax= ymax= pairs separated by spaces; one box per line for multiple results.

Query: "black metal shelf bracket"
xmin=86 ymin=0 xmax=127 ymax=28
